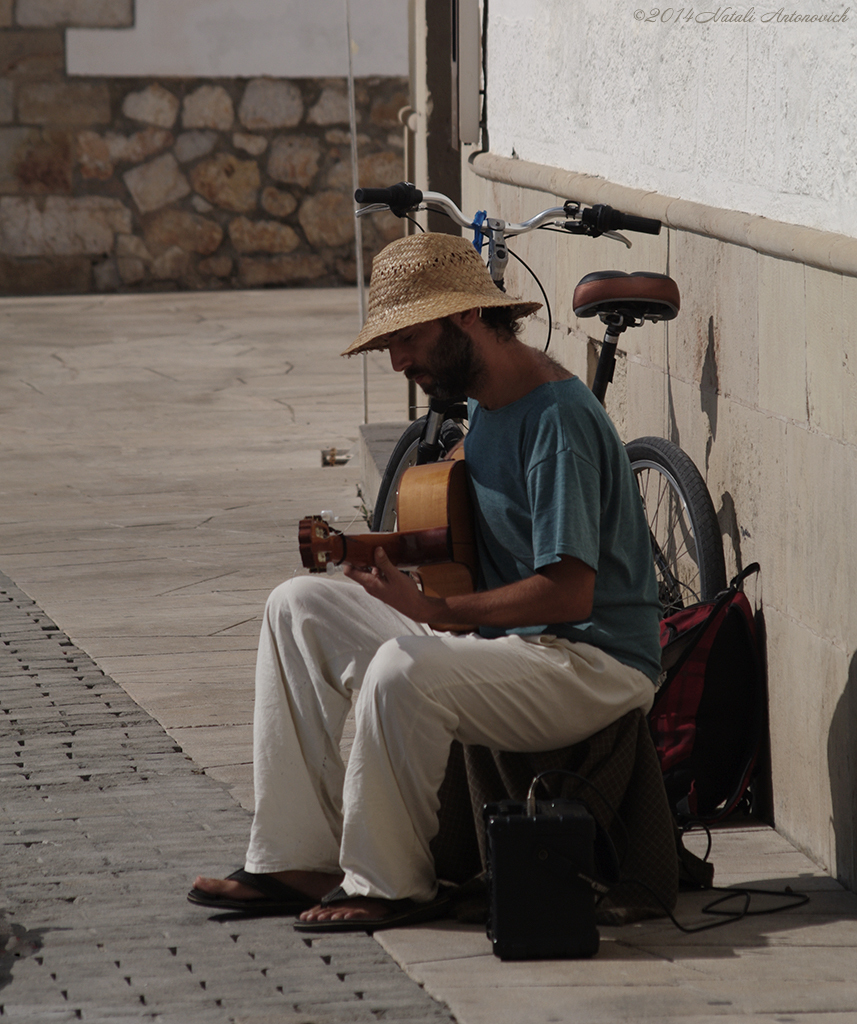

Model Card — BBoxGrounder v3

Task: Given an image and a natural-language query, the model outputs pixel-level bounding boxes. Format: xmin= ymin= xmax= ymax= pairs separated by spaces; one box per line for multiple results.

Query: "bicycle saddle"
xmin=572 ymin=271 xmax=680 ymax=322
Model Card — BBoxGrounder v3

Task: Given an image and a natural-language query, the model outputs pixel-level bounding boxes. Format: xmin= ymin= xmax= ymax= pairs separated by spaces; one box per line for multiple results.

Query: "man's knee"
xmin=265 ymin=575 xmax=331 ymax=623
xmin=358 ymin=637 xmax=447 ymax=723
xmin=360 ymin=638 xmax=422 ymax=708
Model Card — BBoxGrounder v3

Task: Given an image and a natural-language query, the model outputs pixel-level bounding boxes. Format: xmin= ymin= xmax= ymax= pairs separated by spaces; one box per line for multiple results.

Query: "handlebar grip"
xmin=613 ymin=212 xmax=662 ymax=235
xmin=581 ymin=204 xmax=661 ymax=236
xmin=354 ymin=181 xmax=423 ymax=213
xmin=354 ymin=187 xmax=398 ymax=203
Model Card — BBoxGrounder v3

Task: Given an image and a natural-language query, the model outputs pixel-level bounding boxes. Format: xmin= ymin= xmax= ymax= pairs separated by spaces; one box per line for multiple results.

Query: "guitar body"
xmin=396 ymin=460 xmax=476 ymax=600
xmin=298 ymin=459 xmax=477 ymax=623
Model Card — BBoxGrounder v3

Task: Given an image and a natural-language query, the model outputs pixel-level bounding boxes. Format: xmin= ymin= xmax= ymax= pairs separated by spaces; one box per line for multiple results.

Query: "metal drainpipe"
xmin=399 ymin=102 xmax=419 ymax=422
xmin=343 ymin=0 xmax=368 ymax=424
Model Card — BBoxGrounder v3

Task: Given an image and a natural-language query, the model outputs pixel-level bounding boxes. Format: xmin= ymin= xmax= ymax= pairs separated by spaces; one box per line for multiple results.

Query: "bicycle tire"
xmin=371 ymin=416 xmax=465 ymax=531
xmin=625 ymin=436 xmax=726 ymax=614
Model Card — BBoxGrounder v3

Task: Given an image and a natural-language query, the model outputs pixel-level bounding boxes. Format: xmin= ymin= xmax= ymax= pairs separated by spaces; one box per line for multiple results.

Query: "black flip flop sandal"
xmin=187 ymin=868 xmax=316 ymax=914
xmin=293 ymin=884 xmax=454 ymax=934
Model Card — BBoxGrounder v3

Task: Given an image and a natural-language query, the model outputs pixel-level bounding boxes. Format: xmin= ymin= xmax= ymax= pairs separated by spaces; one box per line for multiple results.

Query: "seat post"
xmin=572 ymin=271 xmax=680 ymax=405
xmin=591 ymin=317 xmax=628 ymax=405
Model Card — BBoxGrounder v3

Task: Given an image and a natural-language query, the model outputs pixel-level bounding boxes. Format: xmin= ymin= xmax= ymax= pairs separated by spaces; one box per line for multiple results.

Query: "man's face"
xmin=386 ymin=316 xmax=485 ymax=400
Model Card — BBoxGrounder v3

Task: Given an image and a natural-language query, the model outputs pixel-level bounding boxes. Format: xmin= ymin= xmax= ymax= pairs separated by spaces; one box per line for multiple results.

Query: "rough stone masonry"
xmin=0 ymin=3 xmax=406 ymax=296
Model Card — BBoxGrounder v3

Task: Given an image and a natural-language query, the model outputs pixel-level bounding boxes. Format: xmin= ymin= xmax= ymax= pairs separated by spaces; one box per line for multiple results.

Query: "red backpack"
xmin=649 ymin=564 xmax=766 ymax=825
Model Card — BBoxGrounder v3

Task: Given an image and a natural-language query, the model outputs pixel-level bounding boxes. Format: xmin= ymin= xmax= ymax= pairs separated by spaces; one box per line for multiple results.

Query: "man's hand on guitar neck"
xmin=344 ymin=549 xmax=446 ymax=624
xmin=344 ymin=547 xmax=596 ymax=630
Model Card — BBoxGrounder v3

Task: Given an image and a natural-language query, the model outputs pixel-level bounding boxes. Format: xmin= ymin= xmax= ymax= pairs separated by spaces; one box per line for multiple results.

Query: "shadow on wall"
xmin=700 ymin=315 xmax=719 ymax=475
xmin=828 ymin=654 xmax=857 ymax=891
xmin=751 ymin=602 xmax=775 ymax=824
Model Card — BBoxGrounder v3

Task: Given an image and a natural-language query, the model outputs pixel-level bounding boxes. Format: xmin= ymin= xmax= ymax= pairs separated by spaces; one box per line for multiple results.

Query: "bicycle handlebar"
xmin=354 ymin=181 xmax=661 ymax=240
xmin=353 ymin=183 xmax=662 ymax=355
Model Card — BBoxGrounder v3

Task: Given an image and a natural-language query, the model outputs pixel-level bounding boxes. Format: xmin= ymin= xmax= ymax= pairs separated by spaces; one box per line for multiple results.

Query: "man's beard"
xmin=408 ymin=317 xmax=486 ymax=400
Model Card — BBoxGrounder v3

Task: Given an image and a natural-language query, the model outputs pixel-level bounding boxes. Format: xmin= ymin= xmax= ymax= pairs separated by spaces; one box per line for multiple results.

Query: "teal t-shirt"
xmin=463 ymin=377 xmax=661 ymax=682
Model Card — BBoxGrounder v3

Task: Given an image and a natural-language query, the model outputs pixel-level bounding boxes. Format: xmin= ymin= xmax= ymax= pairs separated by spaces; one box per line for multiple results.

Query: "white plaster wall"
xmin=461 ymin=157 xmax=857 ymax=889
xmin=487 ymin=0 xmax=857 ymax=239
xmin=67 ymin=0 xmax=408 ymax=77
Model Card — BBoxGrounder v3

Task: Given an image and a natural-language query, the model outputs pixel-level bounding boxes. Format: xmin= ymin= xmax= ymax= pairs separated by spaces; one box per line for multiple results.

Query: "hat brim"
xmin=341 ymin=296 xmax=543 ymax=356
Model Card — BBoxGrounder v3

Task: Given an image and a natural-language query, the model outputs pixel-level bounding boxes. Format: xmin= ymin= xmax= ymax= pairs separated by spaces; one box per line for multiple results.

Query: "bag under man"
xmin=649 ymin=563 xmax=766 ymax=825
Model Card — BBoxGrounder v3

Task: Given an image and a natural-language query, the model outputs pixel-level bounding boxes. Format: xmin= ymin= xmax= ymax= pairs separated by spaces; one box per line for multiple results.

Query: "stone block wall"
xmin=0 ymin=5 xmax=406 ymax=295
xmin=462 ymin=166 xmax=857 ymax=891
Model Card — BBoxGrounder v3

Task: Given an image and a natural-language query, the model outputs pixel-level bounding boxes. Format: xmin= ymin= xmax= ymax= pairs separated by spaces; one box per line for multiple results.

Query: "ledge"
xmin=14 ymin=0 xmax=135 ymax=29
xmin=470 ymin=151 xmax=857 ymax=278
xmin=358 ymin=420 xmax=408 ymax=519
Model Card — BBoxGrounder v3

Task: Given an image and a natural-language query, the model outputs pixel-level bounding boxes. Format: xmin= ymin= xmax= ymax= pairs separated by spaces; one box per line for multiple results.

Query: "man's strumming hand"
xmin=343 ymin=547 xmax=444 ymax=623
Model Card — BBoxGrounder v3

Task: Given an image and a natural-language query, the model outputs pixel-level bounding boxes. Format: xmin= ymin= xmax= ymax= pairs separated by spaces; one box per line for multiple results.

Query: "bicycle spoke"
xmin=634 ymin=463 xmax=704 ymax=614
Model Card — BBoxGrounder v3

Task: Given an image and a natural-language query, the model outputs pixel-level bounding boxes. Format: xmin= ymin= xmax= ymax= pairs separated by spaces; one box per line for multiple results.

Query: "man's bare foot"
xmin=293 ymin=887 xmax=454 ymax=932
xmin=192 ymin=869 xmax=341 ymax=903
xmin=299 ymin=896 xmax=394 ymax=924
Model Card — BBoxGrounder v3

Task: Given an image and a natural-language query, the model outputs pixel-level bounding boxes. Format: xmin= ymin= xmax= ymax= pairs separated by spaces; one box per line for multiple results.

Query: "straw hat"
xmin=341 ymin=233 xmax=542 ymax=356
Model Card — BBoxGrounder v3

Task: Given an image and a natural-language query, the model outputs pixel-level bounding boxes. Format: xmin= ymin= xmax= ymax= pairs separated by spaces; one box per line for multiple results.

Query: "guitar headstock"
xmin=298 ymin=516 xmax=339 ymax=572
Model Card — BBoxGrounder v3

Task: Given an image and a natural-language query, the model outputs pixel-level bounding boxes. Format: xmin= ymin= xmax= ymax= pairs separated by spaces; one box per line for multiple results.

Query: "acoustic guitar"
xmin=298 ymin=458 xmax=476 ymax=602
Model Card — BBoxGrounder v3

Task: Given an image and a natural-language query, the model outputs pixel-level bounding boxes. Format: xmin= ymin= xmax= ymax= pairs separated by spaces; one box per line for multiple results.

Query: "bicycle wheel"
xmin=371 ymin=416 xmax=465 ymax=531
xmin=625 ymin=436 xmax=726 ymax=614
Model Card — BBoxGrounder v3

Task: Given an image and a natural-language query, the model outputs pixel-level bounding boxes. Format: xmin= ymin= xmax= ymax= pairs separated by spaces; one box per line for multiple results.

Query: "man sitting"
xmin=189 ymin=232 xmax=661 ymax=931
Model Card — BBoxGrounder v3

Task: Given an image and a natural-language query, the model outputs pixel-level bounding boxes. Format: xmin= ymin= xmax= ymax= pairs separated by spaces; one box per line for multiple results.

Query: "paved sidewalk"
xmin=0 ymin=569 xmax=455 ymax=1024
xmin=0 ymin=287 xmax=404 ymax=811
xmin=2 ymin=288 xmax=857 ymax=1024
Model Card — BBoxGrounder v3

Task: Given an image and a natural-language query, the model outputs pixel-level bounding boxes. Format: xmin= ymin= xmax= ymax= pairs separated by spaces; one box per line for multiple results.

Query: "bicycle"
xmin=354 ymin=182 xmax=726 ymax=614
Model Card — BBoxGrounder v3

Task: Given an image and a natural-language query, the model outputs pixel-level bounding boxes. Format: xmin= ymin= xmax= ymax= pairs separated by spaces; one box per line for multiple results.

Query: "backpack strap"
xmin=674 ymin=822 xmax=715 ymax=889
xmin=662 ymin=563 xmax=761 ymax=682
xmin=728 ymin=562 xmax=760 ymax=591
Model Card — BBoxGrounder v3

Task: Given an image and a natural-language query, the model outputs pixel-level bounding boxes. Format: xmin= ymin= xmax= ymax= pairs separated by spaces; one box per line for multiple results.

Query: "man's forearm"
xmin=426 ymin=561 xmax=595 ymax=629
xmin=345 ymin=548 xmax=596 ymax=628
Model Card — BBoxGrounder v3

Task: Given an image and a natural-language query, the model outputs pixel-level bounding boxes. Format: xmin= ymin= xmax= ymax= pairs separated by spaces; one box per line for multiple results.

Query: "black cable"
xmin=680 ymin=819 xmax=714 ymax=863
xmin=505 ymin=248 xmax=553 ymax=352
xmin=526 ymin=769 xmax=628 ymax=870
xmin=618 ymin=877 xmax=809 ymax=935
xmin=525 ymin=768 xmax=810 ymax=935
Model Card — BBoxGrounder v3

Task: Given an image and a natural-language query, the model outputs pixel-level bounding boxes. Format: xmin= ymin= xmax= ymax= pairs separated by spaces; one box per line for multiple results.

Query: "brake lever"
xmin=560 ymin=221 xmax=631 ymax=248
xmin=355 ymin=203 xmax=392 ymax=218
xmin=357 ymin=200 xmax=426 ymax=219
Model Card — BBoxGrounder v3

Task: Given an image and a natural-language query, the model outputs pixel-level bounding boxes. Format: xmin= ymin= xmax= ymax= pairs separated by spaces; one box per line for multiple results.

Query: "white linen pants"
xmin=244 ymin=574 xmax=654 ymax=902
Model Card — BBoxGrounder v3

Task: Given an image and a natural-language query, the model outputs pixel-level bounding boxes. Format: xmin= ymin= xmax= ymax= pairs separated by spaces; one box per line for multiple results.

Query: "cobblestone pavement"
xmin=0 ymin=571 xmax=455 ymax=1024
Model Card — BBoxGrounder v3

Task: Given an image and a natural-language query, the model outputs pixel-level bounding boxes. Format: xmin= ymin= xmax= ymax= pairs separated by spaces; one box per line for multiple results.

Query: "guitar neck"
xmin=337 ymin=526 xmax=452 ymax=568
xmin=299 ymin=521 xmax=452 ymax=572
xmin=300 ymin=458 xmax=477 ymax=576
